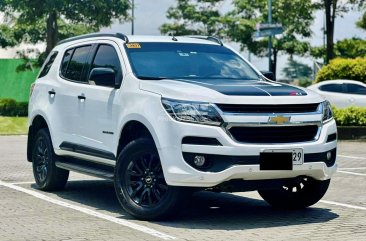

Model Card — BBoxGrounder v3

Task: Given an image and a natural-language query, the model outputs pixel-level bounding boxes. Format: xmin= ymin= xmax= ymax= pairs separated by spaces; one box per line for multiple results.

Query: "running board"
xmin=55 ymin=160 xmax=114 ymax=180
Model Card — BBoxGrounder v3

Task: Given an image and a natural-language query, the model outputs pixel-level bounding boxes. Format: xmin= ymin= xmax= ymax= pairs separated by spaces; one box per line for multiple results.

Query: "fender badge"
xmin=269 ymin=116 xmax=291 ymax=124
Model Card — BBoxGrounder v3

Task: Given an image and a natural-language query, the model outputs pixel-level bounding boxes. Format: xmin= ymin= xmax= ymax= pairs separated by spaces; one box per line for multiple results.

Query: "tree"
xmin=0 ymin=24 xmax=16 ymax=48
xmin=0 ymin=0 xmax=130 ymax=56
xmin=161 ymin=0 xmax=315 ymax=79
xmin=224 ymin=0 xmax=315 ymax=78
xmin=323 ymin=0 xmax=337 ymax=63
xmin=311 ymin=38 xmax=366 ymax=60
xmin=314 ymin=0 xmax=365 ymax=63
xmin=357 ymin=11 xmax=366 ymax=30
xmin=160 ymin=0 xmax=225 ymax=36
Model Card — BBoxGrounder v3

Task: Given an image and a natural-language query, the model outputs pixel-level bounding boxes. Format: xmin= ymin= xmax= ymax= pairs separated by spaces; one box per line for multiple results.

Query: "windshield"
xmin=124 ymin=42 xmax=260 ymax=82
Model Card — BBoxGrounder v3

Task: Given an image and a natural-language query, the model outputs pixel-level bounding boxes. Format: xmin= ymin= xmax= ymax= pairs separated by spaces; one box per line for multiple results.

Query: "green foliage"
xmin=311 ymin=38 xmax=366 ymax=60
xmin=161 ymin=0 xmax=316 ymax=77
xmin=160 ymin=0 xmax=225 ymax=36
xmin=0 ymin=24 xmax=17 ymax=48
xmin=315 ymin=58 xmax=366 ymax=83
xmin=333 ymin=106 xmax=366 ymax=126
xmin=0 ymin=99 xmax=28 ymax=117
xmin=0 ymin=0 xmax=130 ymax=67
xmin=335 ymin=38 xmax=366 ymax=58
xmin=226 ymin=0 xmax=315 ymax=56
xmin=357 ymin=11 xmax=366 ymax=30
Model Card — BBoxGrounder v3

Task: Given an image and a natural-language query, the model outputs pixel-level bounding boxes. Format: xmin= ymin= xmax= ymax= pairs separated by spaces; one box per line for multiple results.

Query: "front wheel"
xmin=258 ymin=177 xmax=330 ymax=209
xmin=114 ymin=138 xmax=186 ymax=220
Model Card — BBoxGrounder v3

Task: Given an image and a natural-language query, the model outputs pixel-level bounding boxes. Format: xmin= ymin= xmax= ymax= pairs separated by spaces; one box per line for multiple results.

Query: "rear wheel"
xmin=114 ymin=138 xmax=185 ymax=220
xmin=258 ymin=177 xmax=330 ymax=209
xmin=32 ymin=128 xmax=69 ymax=191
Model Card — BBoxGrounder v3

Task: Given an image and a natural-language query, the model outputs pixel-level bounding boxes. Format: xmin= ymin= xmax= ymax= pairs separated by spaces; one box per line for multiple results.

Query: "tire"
xmin=32 ymin=128 xmax=69 ymax=191
xmin=114 ymin=138 xmax=185 ymax=220
xmin=258 ymin=177 xmax=330 ymax=209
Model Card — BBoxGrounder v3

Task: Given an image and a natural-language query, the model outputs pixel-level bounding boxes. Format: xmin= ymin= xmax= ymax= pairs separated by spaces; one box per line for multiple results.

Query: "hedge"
xmin=0 ymin=99 xmax=28 ymax=117
xmin=315 ymin=58 xmax=366 ymax=84
xmin=333 ymin=106 xmax=366 ymax=127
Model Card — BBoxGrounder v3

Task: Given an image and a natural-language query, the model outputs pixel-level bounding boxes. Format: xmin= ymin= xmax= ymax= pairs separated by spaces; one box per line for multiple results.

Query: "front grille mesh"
xmin=228 ymin=125 xmax=319 ymax=143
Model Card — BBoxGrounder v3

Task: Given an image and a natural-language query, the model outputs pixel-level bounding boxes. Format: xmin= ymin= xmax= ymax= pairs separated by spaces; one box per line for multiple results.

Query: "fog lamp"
xmin=326 ymin=151 xmax=332 ymax=161
xmin=194 ymin=155 xmax=206 ymax=167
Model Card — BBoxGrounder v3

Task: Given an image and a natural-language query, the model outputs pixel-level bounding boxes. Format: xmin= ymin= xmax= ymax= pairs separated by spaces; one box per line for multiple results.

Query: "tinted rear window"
xmin=61 ymin=49 xmax=73 ymax=76
xmin=345 ymin=83 xmax=366 ymax=95
xmin=62 ymin=45 xmax=92 ymax=82
xmin=39 ymin=51 xmax=58 ymax=78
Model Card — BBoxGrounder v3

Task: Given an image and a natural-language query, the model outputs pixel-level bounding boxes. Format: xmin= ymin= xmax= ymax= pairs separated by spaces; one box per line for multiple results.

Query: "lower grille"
xmin=228 ymin=125 xmax=319 ymax=143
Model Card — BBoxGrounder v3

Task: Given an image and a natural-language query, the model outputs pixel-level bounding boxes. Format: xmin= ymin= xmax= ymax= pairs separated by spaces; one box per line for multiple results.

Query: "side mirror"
xmin=89 ymin=67 xmax=121 ymax=88
xmin=261 ymin=71 xmax=275 ymax=81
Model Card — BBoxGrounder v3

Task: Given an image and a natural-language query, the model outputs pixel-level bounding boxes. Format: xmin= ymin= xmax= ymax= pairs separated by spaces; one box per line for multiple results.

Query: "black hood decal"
xmin=175 ymin=79 xmax=307 ymax=96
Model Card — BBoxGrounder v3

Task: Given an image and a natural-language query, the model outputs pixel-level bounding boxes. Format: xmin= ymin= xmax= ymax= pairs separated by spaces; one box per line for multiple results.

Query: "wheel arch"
xmin=117 ymin=120 xmax=159 ymax=157
xmin=27 ymin=115 xmax=50 ymax=162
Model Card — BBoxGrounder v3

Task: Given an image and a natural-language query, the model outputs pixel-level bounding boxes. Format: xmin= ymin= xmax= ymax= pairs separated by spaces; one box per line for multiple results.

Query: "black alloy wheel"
xmin=124 ymin=152 xmax=168 ymax=207
xmin=34 ymin=135 xmax=50 ymax=183
xmin=32 ymin=128 xmax=69 ymax=190
xmin=114 ymin=138 xmax=185 ymax=220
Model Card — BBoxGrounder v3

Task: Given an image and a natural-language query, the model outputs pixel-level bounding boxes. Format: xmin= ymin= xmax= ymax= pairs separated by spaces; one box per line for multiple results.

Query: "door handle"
xmin=48 ymin=90 xmax=56 ymax=96
xmin=78 ymin=95 xmax=86 ymax=101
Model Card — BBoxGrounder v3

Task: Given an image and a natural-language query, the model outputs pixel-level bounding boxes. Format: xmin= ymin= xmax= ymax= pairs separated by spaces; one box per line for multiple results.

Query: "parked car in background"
xmin=308 ymin=80 xmax=366 ymax=108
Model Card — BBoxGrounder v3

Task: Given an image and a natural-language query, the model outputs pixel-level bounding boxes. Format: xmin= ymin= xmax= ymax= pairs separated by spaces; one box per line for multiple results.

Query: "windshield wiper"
xmin=137 ymin=76 xmax=169 ymax=80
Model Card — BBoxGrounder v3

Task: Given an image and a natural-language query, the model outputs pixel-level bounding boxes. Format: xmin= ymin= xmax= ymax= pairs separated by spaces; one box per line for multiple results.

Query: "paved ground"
xmin=0 ymin=136 xmax=365 ymax=241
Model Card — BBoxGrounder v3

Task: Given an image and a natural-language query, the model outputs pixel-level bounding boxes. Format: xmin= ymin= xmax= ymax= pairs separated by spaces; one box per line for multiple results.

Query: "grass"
xmin=0 ymin=117 xmax=28 ymax=135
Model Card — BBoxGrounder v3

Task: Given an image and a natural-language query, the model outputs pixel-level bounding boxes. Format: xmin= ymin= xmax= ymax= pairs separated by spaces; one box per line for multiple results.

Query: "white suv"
xmin=28 ymin=33 xmax=337 ymax=220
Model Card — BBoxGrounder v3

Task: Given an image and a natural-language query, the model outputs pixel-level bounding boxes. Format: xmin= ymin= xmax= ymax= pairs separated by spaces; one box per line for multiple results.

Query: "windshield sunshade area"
xmin=125 ymin=42 xmax=260 ymax=83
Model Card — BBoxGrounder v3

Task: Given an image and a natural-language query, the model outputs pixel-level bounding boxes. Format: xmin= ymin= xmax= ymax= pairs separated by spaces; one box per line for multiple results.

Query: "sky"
xmin=1 ymin=0 xmax=365 ymax=78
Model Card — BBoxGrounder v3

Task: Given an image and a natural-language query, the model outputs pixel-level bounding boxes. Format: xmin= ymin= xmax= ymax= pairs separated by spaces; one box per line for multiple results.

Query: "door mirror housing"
xmin=89 ymin=67 xmax=121 ymax=88
xmin=261 ymin=71 xmax=275 ymax=81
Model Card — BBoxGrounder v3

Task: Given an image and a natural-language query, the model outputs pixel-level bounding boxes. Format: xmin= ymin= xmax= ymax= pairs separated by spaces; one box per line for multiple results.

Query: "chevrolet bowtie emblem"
xmin=269 ymin=115 xmax=291 ymax=124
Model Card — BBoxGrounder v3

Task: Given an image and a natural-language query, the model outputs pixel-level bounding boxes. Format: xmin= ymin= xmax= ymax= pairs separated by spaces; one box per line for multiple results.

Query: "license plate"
xmin=260 ymin=149 xmax=303 ymax=170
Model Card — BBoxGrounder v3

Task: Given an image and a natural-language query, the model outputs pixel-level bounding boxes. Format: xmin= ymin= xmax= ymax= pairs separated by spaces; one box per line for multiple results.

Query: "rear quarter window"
xmin=38 ymin=51 xmax=58 ymax=78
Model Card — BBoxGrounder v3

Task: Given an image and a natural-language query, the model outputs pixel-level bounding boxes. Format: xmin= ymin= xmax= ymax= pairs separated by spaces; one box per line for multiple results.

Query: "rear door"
xmin=55 ymin=44 xmax=94 ymax=146
xmin=344 ymin=83 xmax=366 ymax=107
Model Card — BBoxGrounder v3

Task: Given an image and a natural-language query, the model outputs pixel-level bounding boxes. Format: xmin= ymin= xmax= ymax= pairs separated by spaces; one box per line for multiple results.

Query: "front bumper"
xmin=156 ymin=115 xmax=337 ymax=187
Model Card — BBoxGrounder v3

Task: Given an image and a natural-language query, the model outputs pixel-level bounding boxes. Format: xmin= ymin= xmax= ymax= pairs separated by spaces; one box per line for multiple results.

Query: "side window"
xmin=63 ymin=45 xmax=92 ymax=82
xmin=61 ymin=49 xmax=73 ymax=76
xmin=39 ymin=51 xmax=58 ymax=78
xmin=319 ymin=84 xmax=343 ymax=93
xmin=345 ymin=84 xmax=366 ymax=95
xmin=89 ymin=44 xmax=122 ymax=87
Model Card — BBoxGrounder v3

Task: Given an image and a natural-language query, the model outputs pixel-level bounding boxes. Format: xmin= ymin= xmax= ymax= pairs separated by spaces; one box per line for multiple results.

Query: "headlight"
xmin=322 ymin=100 xmax=333 ymax=123
xmin=161 ymin=98 xmax=224 ymax=126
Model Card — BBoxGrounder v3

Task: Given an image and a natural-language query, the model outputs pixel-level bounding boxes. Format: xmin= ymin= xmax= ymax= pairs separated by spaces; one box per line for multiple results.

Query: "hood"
xmin=139 ymin=78 xmax=324 ymax=105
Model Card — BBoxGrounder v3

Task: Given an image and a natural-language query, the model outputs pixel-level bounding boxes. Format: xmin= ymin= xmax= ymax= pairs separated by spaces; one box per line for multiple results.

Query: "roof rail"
xmin=57 ymin=32 xmax=129 ymax=45
xmin=183 ymin=35 xmax=223 ymax=46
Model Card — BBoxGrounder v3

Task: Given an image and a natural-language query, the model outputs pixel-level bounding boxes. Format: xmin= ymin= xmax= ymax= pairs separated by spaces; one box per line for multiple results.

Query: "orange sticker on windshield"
xmin=126 ymin=43 xmax=141 ymax=48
